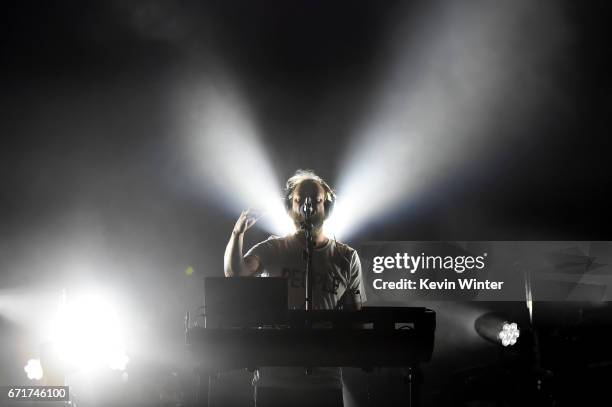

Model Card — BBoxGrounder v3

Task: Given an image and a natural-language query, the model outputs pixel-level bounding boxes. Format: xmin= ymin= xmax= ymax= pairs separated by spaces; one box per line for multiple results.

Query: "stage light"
xmin=24 ymin=358 xmax=44 ymax=380
xmin=474 ymin=312 xmax=520 ymax=347
xmin=108 ymin=349 xmax=130 ymax=371
xmin=498 ymin=322 xmax=520 ymax=347
xmin=179 ymin=79 xmax=294 ymax=237
xmin=44 ymin=289 xmax=130 ymax=372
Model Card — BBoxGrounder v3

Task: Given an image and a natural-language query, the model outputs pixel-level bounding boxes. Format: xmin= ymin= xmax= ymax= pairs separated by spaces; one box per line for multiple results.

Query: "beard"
xmin=290 ymin=210 xmax=325 ymax=233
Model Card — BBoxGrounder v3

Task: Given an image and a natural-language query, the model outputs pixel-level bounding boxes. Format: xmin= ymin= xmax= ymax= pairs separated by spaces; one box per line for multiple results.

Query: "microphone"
xmin=301 ymin=197 xmax=315 ymax=218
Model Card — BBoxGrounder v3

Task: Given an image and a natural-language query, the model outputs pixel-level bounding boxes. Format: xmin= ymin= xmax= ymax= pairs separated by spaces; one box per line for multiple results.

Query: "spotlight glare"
xmin=108 ymin=349 xmax=130 ymax=371
xmin=323 ymin=196 xmax=362 ymax=241
xmin=475 ymin=312 xmax=520 ymax=347
xmin=24 ymin=358 xmax=44 ymax=380
xmin=45 ymin=289 xmax=129 ymax=372
xmin=180 ymin=79 xmax=292 ymax=236
xmin=498 ymin=322 xmax=520 ymax=347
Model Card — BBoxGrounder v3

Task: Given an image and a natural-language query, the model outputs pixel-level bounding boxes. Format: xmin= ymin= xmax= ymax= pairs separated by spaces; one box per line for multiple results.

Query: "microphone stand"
xmin=521 ymin=264 xmax=553 ymax=406
xmin=300 ymin=198 xmax=315 ymax=376
xmin=301 ymin=198 xmax=315 ymax=313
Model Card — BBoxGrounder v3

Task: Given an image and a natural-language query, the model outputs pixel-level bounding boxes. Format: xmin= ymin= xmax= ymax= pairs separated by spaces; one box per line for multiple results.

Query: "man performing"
xmin=223 ymin=169 xmax=366 ymax=407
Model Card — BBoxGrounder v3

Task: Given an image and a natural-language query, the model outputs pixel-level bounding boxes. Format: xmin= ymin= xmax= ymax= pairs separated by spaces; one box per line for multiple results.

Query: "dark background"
xmin=1 ymin=1 xmax=611 ymax=406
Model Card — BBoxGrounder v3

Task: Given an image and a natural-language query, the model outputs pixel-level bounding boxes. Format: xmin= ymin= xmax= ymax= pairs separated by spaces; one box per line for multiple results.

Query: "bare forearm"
xmin=223 ymin=231 xmax=244 ymax=277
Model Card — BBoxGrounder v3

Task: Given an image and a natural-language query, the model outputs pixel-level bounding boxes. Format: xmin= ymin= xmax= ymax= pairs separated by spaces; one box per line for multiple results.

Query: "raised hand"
xmin=232 ymin=209 xmax=262 ymax=235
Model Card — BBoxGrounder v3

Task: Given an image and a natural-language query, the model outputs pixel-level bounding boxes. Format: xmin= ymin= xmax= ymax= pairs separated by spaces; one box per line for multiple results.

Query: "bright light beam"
xmin=44 ymin=288 xmax=129 ymax=372
xmin=180 ymin=78 xmax=294 ymax=236
xmin=328 ymin=0 xmax=567 ymax=239
xmin=24 ymin=359 xmax=44 ymax=380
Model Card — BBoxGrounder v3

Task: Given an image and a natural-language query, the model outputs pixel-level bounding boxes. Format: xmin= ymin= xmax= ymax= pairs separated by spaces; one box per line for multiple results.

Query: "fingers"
xmin=234 ymin=210 xmax=249 ymax=234
xmin=239 ymin=209 xmax=253 ymax=221
xmin=238 ymin=208 xmax=263 ymax=231
xmin=242 ymin=208 xmax=262 ymax=220
xmin=245 ymin=214 xmax=262 ymax=229
xmin=250 ymin=211 xmax=264 ymax=222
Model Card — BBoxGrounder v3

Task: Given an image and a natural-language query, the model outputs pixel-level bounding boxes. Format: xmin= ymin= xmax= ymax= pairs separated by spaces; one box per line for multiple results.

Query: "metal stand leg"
xmin=195 ymin=368 xmax=213 ymax=407
xmin=403 ymin=367 xmax=422 ymax=407
xmin=362 ymin=367 xmax=424 ymax=407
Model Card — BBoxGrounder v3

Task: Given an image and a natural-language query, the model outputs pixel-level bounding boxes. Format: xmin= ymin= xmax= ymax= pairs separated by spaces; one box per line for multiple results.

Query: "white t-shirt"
xmin=245 ymin=234 xmax=366 ymax=389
